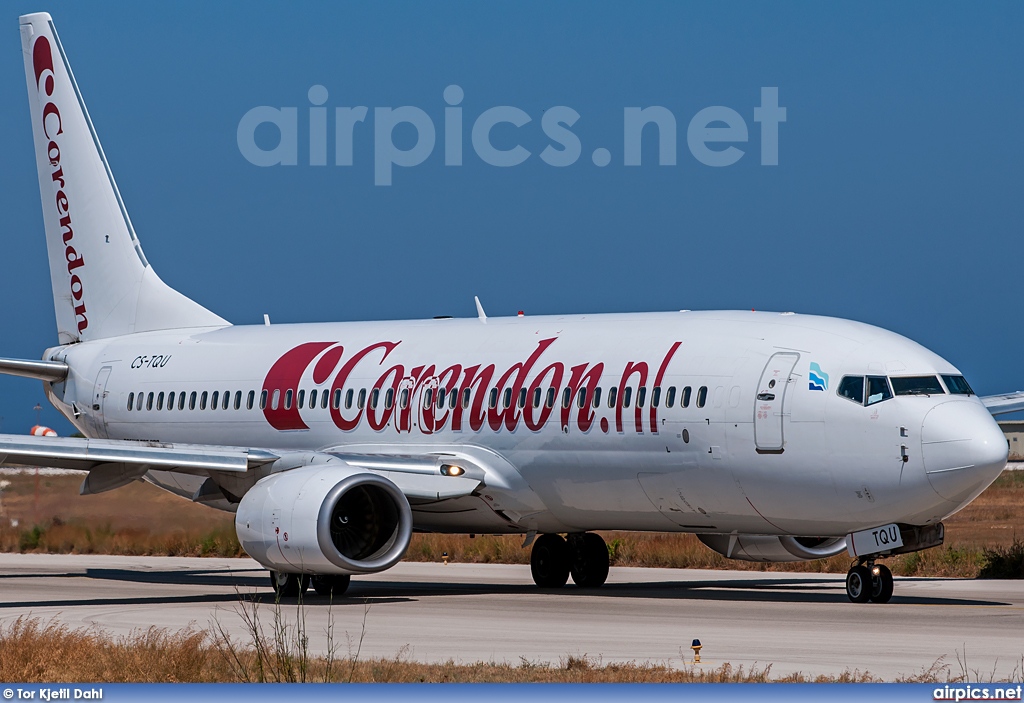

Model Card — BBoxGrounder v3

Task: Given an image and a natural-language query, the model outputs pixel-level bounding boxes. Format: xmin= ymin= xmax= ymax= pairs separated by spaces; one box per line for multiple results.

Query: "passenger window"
xmin=179 ymin=392 xmax=186 ymax=411
xmin=462 ymin=387 xmax=472 ymax=409
xmin=682 ymin=386 xmax=692 ymax=408
xmin=321 ymin=390 xmax=329 ymax=409
xmin=489 ymin=388 xmax=498 ymax=409
xmin=546 ymin=388 xmax=556 ymax=408
xmin=212 ymin=391 xmax=220 ymax=409
xmin=127 ymin=392 xmax=134 ymax=411
xmin=866 ymin=376 xmax=892 ymax=406
xmin=503 ymin=388 xmax=513 ymax=408
xmin=147 ymin=392 xmax=154 ymax=411
xmin=156 ymin=392 xmax=164 ymax=411
xmin=136 ymin=392 xmax=144 ymax=411
xmin=562 ymin=388 xmax=571 ymax=409
xmin=592 ymin=387 xmax=602 ymax=408
xmin=942 ymin=375 xmax=975 ymax=395
xmin=260 ymin=390 xmax=268 ymax=410
xmin=370 ymin=389 xmax=380 ymax=409
xmin=424 ymin=388 xmax=433 ymax=408
xmin=437 ymin=388 xmax=446 ymax=408
xmin=607 ymin=387 xmax=617 ymax=408
xmin=666 ymin=386 xmax=676 ymax=408
xmin=345 ymin=389 xmax=353 ymax=409
xmin=357 ymin=389 xmax=366 ymax=409
xmin=623 ymin=387 xmax=633 ymax=408
xmin=297 ymin=389 xmax=305 ymax=409
xmin=696 ymin=386 xmax=707 ymax=408
xmin=190 ymin=391 xmax=197 ymax=410
xmin=838 ymin=376 xmax=865 ymax=404
xmin=577 ymin=388 xmax=586 ymax=409
xmin=223 ymin=391 xmax=230 ymax=410
xmin=234 ymin=391 xmax=242 ymax=410
xmin=400 ymin=388 xmax=409 ymax=409
xmin=283 ymin=389 xmax=292 ymax=410
xmin=518 ymin=388 xmax=527 ymax=409
xmin=449 ymin=389 xmax=457 ymax=409
xmin=533 ymin=388 xmax=542 ymax=408
xmin=309 ymin=389 xmax=317 ymax=409
xmin=637 ymin=387 xmax=647 ymax=408
xmin=167 ymin=391 xmax=175 ymax=410
xmin=247 ymin=390 xmax=255 ymax=410
xmin=202 ymin=391 xmax=210 ymax=410
xmin=385 ymin=388 xmax=394 ymax=409
xmin=652 ymin=387 xmax=661 ymax=408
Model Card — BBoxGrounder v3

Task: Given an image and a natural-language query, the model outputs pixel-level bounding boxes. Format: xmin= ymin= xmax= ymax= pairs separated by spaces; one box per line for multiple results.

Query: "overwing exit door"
xmin=754 ymin=352 xmax=799 ymax=452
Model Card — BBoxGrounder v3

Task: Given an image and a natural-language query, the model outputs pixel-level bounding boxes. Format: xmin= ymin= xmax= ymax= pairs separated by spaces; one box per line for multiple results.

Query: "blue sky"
xmin=1 ymin=2 xmax=1022 ymax=435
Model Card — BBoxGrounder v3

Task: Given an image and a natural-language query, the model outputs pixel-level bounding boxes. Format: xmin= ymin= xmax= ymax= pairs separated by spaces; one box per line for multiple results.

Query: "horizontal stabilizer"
xmin=0 ymin=357 xmax=68 ymax=382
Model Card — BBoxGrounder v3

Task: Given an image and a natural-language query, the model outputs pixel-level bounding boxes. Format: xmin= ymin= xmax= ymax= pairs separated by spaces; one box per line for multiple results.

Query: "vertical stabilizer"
xmin=19 ymin=13 xmax=227 ymax=344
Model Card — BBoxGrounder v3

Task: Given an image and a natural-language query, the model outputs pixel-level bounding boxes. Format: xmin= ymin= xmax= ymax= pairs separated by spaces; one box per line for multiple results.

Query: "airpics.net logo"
xmin=237 ymin=85 xmax=786 ymax=186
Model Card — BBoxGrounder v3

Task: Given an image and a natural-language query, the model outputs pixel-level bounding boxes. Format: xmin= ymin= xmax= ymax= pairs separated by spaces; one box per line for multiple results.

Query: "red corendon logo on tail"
xmin=33 ymin=35 xmax=87 ymax=335
xmin=262 ymin=338 xmax=682 ymax=436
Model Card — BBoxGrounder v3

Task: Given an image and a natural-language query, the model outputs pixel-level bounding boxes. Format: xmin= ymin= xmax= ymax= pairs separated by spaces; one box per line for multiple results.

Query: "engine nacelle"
xmin=235 ymin=463 xmax=413 ymax=575
xmin=698 ymin=534 xmax=848 ymax=562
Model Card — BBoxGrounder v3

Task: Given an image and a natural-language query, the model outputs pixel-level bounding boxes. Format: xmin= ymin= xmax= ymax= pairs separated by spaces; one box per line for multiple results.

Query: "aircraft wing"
xmin=0 ymin=434 xmax=485 ymax=502
xmin=981 ymin=392 xmax=1024 ymax=416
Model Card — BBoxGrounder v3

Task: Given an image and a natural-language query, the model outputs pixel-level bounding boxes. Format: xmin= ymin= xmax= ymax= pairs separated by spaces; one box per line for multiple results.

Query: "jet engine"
xmin=698 ymin=534 xmax=848 ymax=562
xmin=235 ymin=463 xmax=413 ymax=575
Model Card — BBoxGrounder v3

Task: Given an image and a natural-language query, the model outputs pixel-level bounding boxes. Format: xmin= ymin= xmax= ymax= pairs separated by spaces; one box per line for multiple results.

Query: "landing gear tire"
xmin=270 ymin=571 xmax=309 ymax=599
xmin=570 ymin=533 xmax=610 ymax=588
xmin=845 ymin=565 xmax=872 ymax=603
xmin=869 ymin=564 xmax=894 ymax=604
xmin=311 ymin=574 xmax=351 ymax=598
xmin=531 ymin=534 xmax=570 ymax=588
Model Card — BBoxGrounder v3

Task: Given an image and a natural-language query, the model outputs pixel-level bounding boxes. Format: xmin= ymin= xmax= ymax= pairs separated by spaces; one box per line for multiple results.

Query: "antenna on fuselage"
xmin=474 ymin=296 xmax=487 ymax=323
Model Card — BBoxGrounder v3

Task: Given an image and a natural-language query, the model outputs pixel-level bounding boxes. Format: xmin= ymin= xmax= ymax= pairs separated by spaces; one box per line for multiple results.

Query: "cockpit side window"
xmin=837 ymin=376 xmax=865 ymax=404
xmin=866 ymin=376 xmax=892 ymax=406
xmin=890 ymin=376 xmax=944 ymax=396
xmin=942 ymin=375 xmax=975 ymax=396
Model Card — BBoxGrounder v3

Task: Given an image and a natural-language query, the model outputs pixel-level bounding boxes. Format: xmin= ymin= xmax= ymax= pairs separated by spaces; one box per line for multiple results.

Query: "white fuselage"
xmin=43 ymin=309 xmax=1008 ymax=538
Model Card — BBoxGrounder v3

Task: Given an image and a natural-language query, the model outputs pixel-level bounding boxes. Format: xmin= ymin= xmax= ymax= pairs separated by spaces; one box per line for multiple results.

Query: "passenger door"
xmin=754 ymin=353 xmax=799 ymax=452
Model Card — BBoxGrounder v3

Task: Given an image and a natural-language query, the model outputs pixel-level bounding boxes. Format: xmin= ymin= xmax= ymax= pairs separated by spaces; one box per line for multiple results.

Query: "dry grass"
xmin=0 ymin=469 xmax=1022 ymax=577
xmin=0 ymin=615 xmax=909 ymax=683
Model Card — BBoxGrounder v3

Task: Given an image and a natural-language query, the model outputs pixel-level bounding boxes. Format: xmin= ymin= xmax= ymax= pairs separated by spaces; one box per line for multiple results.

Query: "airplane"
xmin=2 ymin=12 xmax=1022 ymax=604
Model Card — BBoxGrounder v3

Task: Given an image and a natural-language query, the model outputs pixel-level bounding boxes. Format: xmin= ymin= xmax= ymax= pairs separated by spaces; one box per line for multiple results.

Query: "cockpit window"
xmin=942 ymin=375 xmax=975 ymax=396
xmin=866 ymin=376 xmax=892 ymax=406
xmin=837 ymin=376 xmax=864 ymax=404
xmin=890 ymin=376 xmax=944 ymax=396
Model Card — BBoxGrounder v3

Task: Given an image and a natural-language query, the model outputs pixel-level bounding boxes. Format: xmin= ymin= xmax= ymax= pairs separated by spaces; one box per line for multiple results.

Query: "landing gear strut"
xmin=530 ymin=533 xmax=609 ymax=588
xmin=845 ymin=560 xmax=893 ymax=603
xmin=270 ymin=571 xmax=309 ymax=598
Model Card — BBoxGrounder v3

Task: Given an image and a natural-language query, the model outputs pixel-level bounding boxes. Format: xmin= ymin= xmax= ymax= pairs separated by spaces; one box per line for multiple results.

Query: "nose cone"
xmin=921 ymin=400 xmax=1007 ymax=505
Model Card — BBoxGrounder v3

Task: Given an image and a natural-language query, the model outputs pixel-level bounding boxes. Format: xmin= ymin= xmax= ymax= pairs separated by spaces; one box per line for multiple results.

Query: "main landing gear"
xmin=845 ymin=560 xmax=893 ymax=604
xmin=269 ymin=571 xmax=351 ymax=599
xmin=530 ymin=533 xmax=610 ymax=588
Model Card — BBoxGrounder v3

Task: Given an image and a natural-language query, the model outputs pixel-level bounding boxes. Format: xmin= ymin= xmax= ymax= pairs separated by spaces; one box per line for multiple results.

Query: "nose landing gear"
xmin=845 ymin=560 xmax=894 ymax=603
xmin=530 ymin=532 xmax=610 ymax=588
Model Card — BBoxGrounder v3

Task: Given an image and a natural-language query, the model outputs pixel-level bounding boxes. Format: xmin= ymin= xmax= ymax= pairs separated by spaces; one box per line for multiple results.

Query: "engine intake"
xmin=236 ymin=463 xmax=412 ymax=575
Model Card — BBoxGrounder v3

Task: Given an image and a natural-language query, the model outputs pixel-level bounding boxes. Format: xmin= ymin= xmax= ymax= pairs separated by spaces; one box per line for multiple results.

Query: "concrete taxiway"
xmin=0 ymin=554 xmax=1021 ymax=680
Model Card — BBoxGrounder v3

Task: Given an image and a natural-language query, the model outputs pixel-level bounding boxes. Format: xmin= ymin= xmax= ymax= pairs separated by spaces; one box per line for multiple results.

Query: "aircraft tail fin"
xmin=19 ymin=13 xmax=227 ymax=345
